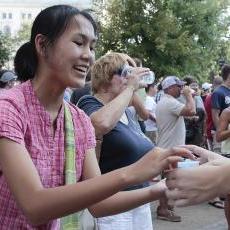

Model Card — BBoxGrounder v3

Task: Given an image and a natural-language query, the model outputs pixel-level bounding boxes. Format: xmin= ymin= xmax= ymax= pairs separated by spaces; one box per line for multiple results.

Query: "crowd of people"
xmin=0 ymin=4 xmax=229 ymax=230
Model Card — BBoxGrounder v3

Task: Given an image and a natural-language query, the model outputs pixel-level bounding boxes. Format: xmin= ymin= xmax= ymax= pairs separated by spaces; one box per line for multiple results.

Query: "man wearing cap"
xmin=155 ymin=76 xmax=195 ymax=222
xmin=0 ymin=70 xmax=17 ymax=89
xmin=201 ymin=82 xmax=212 ymax=101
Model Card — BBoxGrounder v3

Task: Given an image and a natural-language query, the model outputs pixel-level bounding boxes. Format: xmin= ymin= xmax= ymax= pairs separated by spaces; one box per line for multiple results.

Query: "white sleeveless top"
xmin=221 ymin=124 xmax=230 ymax=154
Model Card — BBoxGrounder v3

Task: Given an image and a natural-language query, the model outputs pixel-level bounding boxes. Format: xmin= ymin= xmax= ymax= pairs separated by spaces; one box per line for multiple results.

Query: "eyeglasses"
xmin=113 ymin=64 xmax=132 ymax=78
xmin=113 ymin=67 xmax=123 ymax=77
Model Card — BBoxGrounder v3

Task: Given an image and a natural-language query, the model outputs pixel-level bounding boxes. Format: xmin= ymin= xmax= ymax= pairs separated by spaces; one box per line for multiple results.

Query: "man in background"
xmin=156 ymin=76 xmax=195 ymax=222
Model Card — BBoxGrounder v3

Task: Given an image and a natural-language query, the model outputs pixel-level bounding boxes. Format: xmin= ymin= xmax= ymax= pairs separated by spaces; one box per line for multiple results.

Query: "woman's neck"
xmin=32 ymin=75 xmax=64 ymax=115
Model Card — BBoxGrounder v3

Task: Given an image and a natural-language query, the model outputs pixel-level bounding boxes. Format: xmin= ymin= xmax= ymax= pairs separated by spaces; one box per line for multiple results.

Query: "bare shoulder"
xmin=221 ymin=108 xmax=230 ymax=120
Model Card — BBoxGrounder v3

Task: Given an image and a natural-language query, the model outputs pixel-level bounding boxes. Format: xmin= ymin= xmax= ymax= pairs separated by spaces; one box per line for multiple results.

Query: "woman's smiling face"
xmin=41 ymin=14 xmax=97 ymax=89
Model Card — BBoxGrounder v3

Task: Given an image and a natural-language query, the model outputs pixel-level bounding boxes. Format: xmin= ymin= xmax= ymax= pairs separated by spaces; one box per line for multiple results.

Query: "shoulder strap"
xmin=61 ymin=103 xmax=80 ymax=230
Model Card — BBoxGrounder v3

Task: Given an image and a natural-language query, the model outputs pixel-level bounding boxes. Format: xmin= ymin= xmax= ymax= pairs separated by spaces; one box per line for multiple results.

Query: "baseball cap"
xmin=0 ymin=71 xmax=17 ymax=83
xmin=162 ymin=76 xmax=185 ymax=90
xmin=202 ymin=82 xmax=212 ymax=91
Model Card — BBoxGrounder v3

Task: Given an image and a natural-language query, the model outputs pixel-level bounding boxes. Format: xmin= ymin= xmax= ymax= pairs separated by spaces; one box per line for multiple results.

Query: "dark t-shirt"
xmin=70 ymin=82 xmax=91 ymax=105
xmin=211 ymin=85 xmax=230 ymax=114
xmin=78 ymin=95 xmax=154 ymax=190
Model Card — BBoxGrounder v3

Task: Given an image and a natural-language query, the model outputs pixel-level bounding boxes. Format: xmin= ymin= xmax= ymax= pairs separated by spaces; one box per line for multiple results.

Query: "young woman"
xmin=0 ymin=5 xmax=191 ymax=229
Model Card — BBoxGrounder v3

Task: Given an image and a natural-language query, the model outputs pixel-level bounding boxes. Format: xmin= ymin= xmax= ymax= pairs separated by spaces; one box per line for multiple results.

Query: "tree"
xmin=0 ymin=32 xmax=13 ymax=67
xmin=13 ymin=23 xmax=32 ymax=51
xmin=94 ymin=0 xmax=230 ymax=82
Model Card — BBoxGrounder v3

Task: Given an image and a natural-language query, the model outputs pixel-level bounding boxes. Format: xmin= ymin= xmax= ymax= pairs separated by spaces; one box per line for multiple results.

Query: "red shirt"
xmin=204 ymin=94 xmax=213 ymax=139
xmin=0 ymin=81 xmax=96 ymax=229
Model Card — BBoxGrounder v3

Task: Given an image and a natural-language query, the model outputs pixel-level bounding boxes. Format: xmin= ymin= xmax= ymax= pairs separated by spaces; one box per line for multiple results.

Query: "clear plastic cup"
xmin=177 ymin=159 xmax=199 ymax=169
xmin=121 ymin=65 xmax=155 ymax=84
xmin=139 ymin=71 xmax=155 ymax=84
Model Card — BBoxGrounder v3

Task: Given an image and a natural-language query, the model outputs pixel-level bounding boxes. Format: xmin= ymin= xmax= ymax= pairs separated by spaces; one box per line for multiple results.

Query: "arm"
xmin=90 ymin=86 xmax=135 ymax=136
xmin=130 ymin=93 xmax=149 ymax=121
xmin=90 ymin=183 xmax=165 ymax=217
xmin=0 ymin=139 xmax=130 ymax=225
xmin=90 ymin=68 xmax=149 ymax=136
xmin=211 ymin=108 xmax=220 ymax=130
xmin=179 ymin=87 xmax=196 ymax=117
xmin=82 ymin=149 xmax=165 ymax=217
xmin=0 ymin=139 xmax=192 ymax=225
xmin=211 ymin=91 xmax=222 ymax=130
xmin=216 ymin=109 xmax=230 ymax=142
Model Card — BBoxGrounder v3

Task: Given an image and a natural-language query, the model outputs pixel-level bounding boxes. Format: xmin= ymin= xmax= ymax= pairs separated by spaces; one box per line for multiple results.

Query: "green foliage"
xmin=95 ymin=0 xmax=230 ymax=82
xmin=0 ymin=32 xmax=13 ymax=66
xmin=13 ymin=23 xmax=32 ymax=50
xmin=0 ymin=22 xmax=31 ymax=68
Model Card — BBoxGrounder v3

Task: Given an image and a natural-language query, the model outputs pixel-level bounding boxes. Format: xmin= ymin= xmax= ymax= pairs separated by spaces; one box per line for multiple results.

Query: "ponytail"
xmin=14 ymin=42 xmax=37 ymax=82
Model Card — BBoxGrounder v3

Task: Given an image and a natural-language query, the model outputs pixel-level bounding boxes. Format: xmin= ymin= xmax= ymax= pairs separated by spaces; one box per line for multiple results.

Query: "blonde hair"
xmin=91 ymin=52 xmax=136 ymax=94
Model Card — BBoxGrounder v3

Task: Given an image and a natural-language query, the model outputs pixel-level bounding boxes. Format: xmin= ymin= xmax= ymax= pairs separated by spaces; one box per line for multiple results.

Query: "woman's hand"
xmin=165 ymin=145 xmax=230 ymax=207
xmin=126 ymin=67 xmax=150 ymax=91
xmin=126 ymin=147 xmax=194 ymax=185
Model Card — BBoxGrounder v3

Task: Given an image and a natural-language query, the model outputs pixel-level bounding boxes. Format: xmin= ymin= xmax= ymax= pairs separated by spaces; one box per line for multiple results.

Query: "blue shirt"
xmin=212 ymin=85 xmax=230 ymax=114
xmin=78 ymin=95 xmax=154 ymax=190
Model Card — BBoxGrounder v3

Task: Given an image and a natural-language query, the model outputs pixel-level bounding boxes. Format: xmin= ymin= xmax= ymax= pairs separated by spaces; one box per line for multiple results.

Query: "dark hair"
xmin=183 ymin=76 xmax=196 ymax=86
xmin=14 ymin=5 xmax=98 ymax=82
xmin=221 ymin=64 xmax=230 ymax=81
xmin=14 ymin=42 xmax=34 ymax=82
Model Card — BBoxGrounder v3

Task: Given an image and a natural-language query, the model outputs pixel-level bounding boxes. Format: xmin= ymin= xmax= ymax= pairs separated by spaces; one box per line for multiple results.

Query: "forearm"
xmin=132 ymin=93 xmax=149 ymax=120
xmin=185 ymin=95 xmax=196 ymax=115
xmin=216 ymin=130 xmax=230 ymax=142
xmin=19 ymin=168 xmax=131 ymax=225
xmin=89 ymin=185 xmax=164 ymax=217
xmin=211 ymin=109 xmax=220 ymax=129
xmin=220 ymin=163 xmax=230 ymax=196
xmin=91 ymin=86 xmax=134 ymax=135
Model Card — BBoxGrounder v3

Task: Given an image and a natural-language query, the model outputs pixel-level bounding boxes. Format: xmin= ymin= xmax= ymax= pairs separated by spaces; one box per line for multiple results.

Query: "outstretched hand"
xmin=129 ymin=147 xmax=194 ymax=185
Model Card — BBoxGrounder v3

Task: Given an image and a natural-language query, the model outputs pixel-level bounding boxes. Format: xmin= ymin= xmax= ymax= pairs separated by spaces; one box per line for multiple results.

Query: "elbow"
xmin=94 ymin=120 xmax=113 ymax=135
xmin=20 ymin=193 xmax=49 ymax=226
xmin=139 ymin=113 xmax=149 ymax=121
xmin=138 ymin=110 xmax=150 ymax=121
xmin=22 ymin=203 xmax=47 ymax=226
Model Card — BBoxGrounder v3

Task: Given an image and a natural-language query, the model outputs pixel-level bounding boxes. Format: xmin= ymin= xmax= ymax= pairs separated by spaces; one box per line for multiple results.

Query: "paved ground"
xmin=150 ymin=201 xmax=227 ymax=230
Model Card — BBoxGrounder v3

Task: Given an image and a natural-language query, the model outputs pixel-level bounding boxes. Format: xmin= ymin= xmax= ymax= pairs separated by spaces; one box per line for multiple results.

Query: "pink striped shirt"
xmin=0 ymin=81 xmax=96 ymax=229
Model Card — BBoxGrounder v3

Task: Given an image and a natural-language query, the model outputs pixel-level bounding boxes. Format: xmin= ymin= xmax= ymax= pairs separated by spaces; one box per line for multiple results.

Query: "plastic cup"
xmin=177 ymin=159 xmax=199 ymax=169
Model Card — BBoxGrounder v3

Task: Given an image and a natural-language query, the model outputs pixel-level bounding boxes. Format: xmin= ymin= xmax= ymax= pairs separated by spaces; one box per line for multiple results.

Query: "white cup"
xmin=177 ymin=159 xmax=199 ymax=169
